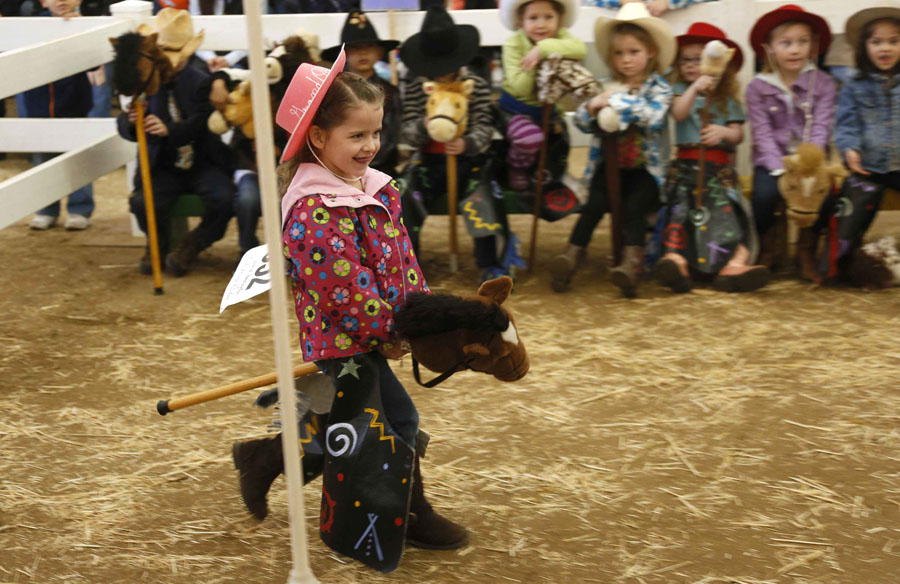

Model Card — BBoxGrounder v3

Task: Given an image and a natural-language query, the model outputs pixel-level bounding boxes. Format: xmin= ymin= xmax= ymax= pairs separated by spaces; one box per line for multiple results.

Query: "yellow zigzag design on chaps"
xmin=462 ymin=201 xmax=501 ymax=231
xmin=364 ymin=408 xmax=396 ymax=454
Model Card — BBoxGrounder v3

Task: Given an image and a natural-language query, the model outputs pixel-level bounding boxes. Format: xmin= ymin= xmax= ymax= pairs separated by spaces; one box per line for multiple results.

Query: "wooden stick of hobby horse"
xmin=603 ymin=132 xmax=623 ymax=266
xmin=134 ymin=99 xmax=164 ymax=295
xmin=527 ymin=103 xmax=552 ymax=271
xmin=447 ymin=153 xmax=459 ymax=272
xmin=157 ymin=362 xmax=319 ymax=415
xmin=694 ymin=99 xmax=711 ymax=210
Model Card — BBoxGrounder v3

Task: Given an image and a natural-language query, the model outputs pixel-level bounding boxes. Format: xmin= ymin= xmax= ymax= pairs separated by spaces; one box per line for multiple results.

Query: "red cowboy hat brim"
xmin=750 ymin=6 xmax=832 ymax=59
xmin=277 ymin=47 xmax=346 ymax=163
xmin=676 ymin=34 xmax=744 ymax=71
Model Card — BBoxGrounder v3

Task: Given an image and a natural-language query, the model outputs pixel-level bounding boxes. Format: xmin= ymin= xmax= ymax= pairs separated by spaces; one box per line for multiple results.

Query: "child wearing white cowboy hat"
xmin=550 ymin=2 xmax=674 ymax=297
xmin=498 ymin=0 xmax=585 ymax=190
xmin=585 ymin=0 xmax=712 ymax=18
xmin=745 ymin=4 xmax=837 ymax=278
xmin=117 ymin=8 xmax=235 ymax=277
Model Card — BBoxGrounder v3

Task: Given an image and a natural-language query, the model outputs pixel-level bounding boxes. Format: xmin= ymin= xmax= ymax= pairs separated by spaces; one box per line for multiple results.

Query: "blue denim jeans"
xmin=88 ymin=64 xmax=113 ymax=119
xmin=234 ymin=172 xmax=261 ymax=254
xmin=32 ymin=153 xmax=95 ymax=218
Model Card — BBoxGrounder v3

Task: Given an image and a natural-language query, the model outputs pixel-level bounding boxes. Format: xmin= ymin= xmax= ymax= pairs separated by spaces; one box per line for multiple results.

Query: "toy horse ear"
xmin=783 ymin=154 xmax=798 ymax=172
xmin=422 ymin=81 xmax=436 ymax=95
xmin=461 ymin=79 xmax=475 ymax=97
xmin=477 ymin=276 xmax=513 ymax=305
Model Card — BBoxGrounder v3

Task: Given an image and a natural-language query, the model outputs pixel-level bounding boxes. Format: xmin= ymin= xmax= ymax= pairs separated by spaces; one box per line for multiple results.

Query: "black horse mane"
xmin=394 ymin=293 xmax=509 ymax=339
xmin=111 ymin=32 xmax=167 ymax=97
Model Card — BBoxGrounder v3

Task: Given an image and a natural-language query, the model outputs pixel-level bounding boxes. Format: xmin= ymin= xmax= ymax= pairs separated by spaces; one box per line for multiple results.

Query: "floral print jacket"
xmin=281 ymin=163 xmax=428 ymax=362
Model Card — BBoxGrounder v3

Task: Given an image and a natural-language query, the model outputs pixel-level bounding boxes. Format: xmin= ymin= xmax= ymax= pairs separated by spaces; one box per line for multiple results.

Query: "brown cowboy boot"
xmin=232 ymin=435 xmax=284 ymax=520
xmin=549 ymin=244 xmax=586 ymax=293
xmin=609 ymin=245 xmax=643 ymax=298
xmin=795 ymin=227 xmax=820 ymax=281
xmin=405 ymin=453 xmax=469 ymax=550
xmin=165 ymin=228 xmax=203 ymax=277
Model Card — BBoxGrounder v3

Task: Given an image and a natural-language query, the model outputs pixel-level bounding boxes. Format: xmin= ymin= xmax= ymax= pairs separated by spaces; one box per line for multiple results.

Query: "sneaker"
xmin=29 ymin=215 xmax=57 ymax=230
xmin=64 ymin=214 xmax=91 ymax=230
xmin=508 ymin=167 xmax=530 ymax=191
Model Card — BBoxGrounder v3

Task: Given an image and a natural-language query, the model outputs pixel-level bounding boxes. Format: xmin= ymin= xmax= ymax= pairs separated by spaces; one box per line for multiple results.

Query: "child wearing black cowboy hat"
xmin=399 ymin=6 xmax=516 ymax=282
xmin=322 ymin=10 xmax=401 ymax=175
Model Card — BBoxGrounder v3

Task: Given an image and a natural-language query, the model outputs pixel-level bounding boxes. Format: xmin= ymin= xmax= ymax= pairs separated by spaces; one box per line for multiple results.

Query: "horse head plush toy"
xmin=423 ymin=80 xmax=473 ymax=143
xmin=847 ymin=236 xmax=900 ymax=288
xmin=536 ymin=54 xmax=598 ymax=105
xmin=595 ymin=79 xmax=629 ymax=134
xmin=208 ymin=79 xmax=255 ymax=138
xmin=207 ymin=35 xmax=317 ymax=138
xmin=109 ymin=32 xmax=173 ymax=97
xmin=779 ymin=143 xmax=848 ymax=227
xmin=394 ymin=276 xmax=529 ymax=387
xmin=700 ymin=39 xmax=734 ymax=78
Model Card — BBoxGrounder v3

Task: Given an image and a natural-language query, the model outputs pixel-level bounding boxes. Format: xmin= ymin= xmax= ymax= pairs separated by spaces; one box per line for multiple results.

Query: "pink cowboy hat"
xmin=276 ymin=46 xmax=346 ymax=162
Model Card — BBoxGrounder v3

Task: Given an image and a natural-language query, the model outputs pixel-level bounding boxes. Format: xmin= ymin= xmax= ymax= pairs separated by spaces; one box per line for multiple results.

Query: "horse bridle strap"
xmin=135 ymin=51 xmax=167 ymax=97
xmin=412 ymin=357 xmax=463 ymax=388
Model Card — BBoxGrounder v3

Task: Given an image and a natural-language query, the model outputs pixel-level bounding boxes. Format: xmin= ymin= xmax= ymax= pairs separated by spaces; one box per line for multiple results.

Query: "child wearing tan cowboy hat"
xmin=824 ymin=3 xmax=900 ymax=285
xmin=550 ymin=2 xmax=674 ymax=298
xmin=745 ymin=4 xmax=837 ymax=278
xmin=117 ymin=8 xmax=235 ymax=277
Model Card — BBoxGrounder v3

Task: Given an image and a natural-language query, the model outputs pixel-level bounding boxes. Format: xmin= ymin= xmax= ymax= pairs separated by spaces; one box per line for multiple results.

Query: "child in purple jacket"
xmin=746 ymin=4 xmax=836 ymax=278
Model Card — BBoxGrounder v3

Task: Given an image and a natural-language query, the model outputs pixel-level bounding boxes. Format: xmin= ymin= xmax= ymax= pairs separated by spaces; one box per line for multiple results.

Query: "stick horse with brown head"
xmin=110 ymin=9 xmax=203 ymax=293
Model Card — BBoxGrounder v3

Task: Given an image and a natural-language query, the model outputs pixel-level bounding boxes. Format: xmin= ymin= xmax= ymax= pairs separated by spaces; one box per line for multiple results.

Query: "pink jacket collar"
xmin=281 ymin=163 xmax=393 ymax=227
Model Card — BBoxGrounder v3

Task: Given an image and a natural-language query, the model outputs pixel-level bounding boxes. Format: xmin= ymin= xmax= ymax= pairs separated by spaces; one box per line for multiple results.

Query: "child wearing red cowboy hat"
xmin=655 ymin=22 xmax=770 ymax=294
xmin=745 ymin=4 xmax=837 ymax=278
xmin=231 ymin=49 xmax=468 ymax=574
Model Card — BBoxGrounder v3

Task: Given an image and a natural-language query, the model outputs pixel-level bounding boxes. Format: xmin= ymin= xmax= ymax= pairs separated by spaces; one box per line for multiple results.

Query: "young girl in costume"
xmin=825 ymin=5 xmax=900 ymax=282
xmin=550 ymin=2 xmax=674 ymax=298
xmin=746 ymin=4 xmax=836 ymax=279
xmin=232 ymin=50 xmax=468 ymax=573
xmin=498 ymin=0 xmax=584 ymax=190
xmin=656 ymin=23 xmax=770 ymax=293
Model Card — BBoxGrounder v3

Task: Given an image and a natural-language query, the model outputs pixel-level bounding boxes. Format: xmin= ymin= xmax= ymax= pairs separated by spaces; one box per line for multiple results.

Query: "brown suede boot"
xmin=405 ymin=454 xmax=469 ymax=550
xmin=165 ymin=229 xmax=203 ymax=277
xmin=795 ymin=227 xmax=820 ymax=281
xmin=549 ymin=244 xmax=586 ymax=293
xmin=609 ymin=245 xmax=643 ymax=298
xmin=232 ymin=435 xmax=284 ymax=520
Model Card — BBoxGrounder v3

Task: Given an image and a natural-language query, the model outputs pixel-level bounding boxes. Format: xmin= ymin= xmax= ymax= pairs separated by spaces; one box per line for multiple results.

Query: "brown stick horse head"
xmin=778 ymin=143 xmax=848 ymax=228
xmin=394 ymin=276 xmax=530 ymax=386
xmin=109 ymin=32 xmax=173 ymax=97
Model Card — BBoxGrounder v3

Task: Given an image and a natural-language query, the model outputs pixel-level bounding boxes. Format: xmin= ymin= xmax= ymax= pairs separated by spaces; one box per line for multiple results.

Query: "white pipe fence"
xmin=0 ymin=0 xmax=886 ymax=231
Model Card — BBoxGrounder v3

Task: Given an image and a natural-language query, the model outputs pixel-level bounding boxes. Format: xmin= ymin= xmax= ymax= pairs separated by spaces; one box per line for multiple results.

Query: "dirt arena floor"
xmin=1 ymin=154 xmax=899 ymax=584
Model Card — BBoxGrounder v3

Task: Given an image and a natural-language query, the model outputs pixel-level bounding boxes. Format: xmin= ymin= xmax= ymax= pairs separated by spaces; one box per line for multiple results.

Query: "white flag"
xmin=220 ymin=244 xmax=272 ymax=313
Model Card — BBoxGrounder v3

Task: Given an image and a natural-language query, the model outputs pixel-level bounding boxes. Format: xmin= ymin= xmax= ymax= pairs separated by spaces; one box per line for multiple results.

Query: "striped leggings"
xmin=506 ymin=114 xmax=544 ymax=170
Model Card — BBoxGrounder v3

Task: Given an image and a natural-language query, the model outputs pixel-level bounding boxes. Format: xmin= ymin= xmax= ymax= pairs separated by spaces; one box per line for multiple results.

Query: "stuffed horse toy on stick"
xmin=110 ymin=32 xmax=174 ymax=295
xmin=692 ymin=40 xmax=736 ymax=213
xmin=423 ymin=79 xmax=473 ymax=273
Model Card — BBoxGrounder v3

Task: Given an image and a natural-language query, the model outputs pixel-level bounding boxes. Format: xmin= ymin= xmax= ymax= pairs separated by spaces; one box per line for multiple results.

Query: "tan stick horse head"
xmin=779 ymin=143 xmax=849 ymax=228
xmin=423 ymin=79 xmax=474 ymax=143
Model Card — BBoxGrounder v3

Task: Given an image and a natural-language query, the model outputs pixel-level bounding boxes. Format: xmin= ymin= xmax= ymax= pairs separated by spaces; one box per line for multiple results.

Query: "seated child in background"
xmin=322 ymin=9 xmax=401 ymax=175
xmin=656 ymin=23 xmax=770 ymax=293
xmin=826 ymin=7 xmax=900 ymax=281
xmin=498 ymin=0 xmax=584 ymax=190
xmin=117 ymin=9 xmax=235 ymax=276
xmin=550 ymin=2 xmax=673 ymax=298
xmin=585 ymin=0 xmax=716 ymax=18
xmin=746 ymin=4 xmax=836 ymax=279
xmin=25 ymin=0 xmax=95 ymax=231
xmin=399 ymin=6 xmax=508 ymax=281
